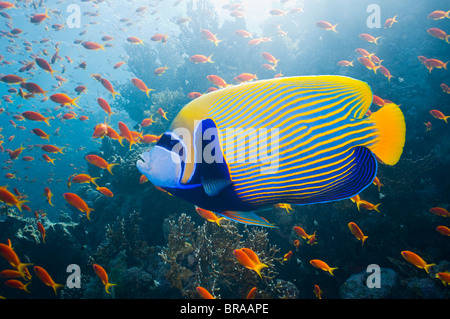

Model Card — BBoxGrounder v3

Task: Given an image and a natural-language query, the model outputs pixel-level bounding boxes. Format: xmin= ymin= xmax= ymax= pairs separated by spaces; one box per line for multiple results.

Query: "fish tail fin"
xmin=332 ymin=23 xmax=338 ymax=33
xmin=145 ymin=89 xmax=154 ymax=98
xmin=362 ymin=236 xmax=369 ymax=246
xmin=105 ymin=282 xmax=117 ymax=294
xmin=444 ymin=116 xmax=450 ymax=123
xmin=374 ymin=203 xmax=381 ymax=213
xmin=373 ymin=66 xmax=381 ymax=74
xmin=86 ymin=207 xmax=94 ymax=220
xmin=44 ymin=116 xmax=52 ymax=126
xmin=208 ymin=54 xmax=214 ymax=63
xmin=424 ymin=263 xmax=436 ymax=274
xmin=71 ymin=96 xmax=80 ymax=107
xmin=328 ymin=267 xmax=338 ymax=276
xmin=446 ymin=10 xmax=450 ymax=19
xmin=52 ymin=283 xmax=64 ymax=295
xmin=91 ymin=177 xmax=100 ymax=187
xmin=367 ymin=103 xmax=406 ymax=166
xmin=393 ymin=15 xmax=398 ymax=22
xmin=106 ymin=163 xmax=118 ymax=175
xmin=15 ymin=200 xmax=29 ymax=212
xmin=253 ymin=262 xmax=269 ymax=278
xmin=374 ymin=37 xmax=381 ymax=45
xmin=216 ymin=217 xmax=225 ymax=227
xmin=446 ymin=35 xmax=450 ymax=44
xmin=444 ymin=61 xmax=448 ymax=70
xmin=23 ymin=282 xmax=32 ymax=293
xmin=17 ymin=263 xmax=33 ymax=280
xmin=112 ymin=91 xmax=121 ymax=99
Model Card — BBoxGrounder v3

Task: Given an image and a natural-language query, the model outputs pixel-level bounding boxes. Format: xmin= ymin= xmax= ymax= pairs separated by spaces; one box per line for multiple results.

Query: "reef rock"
xmin=339 ymin=268 xmax=398 ymax=299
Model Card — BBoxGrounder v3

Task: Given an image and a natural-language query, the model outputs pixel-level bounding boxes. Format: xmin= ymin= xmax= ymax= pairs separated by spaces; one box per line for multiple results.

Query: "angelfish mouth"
xmin=136 ymin=151 xmax=151 ymax=175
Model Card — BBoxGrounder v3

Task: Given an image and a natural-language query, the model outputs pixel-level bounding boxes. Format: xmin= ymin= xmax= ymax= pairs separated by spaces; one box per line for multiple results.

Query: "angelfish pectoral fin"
xmin=201 ymin=176 xmax=232 ymax=196
xmin=218 ymin=211 xmax=278 ymax=228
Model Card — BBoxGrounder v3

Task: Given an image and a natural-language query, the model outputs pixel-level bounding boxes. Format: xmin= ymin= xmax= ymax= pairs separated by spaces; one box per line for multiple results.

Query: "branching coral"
xmin=159 ymin=213 xmax=298 ymax=299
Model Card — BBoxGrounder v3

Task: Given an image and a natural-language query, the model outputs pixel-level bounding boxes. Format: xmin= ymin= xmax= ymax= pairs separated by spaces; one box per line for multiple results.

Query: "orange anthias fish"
xmin=441 ymin=83 xmax=450 ymax=94
xmin=41 ymin=144 xmax=66 ymax=154
xmin=435 ymin=272 xmax=450 ymax=286
xmin=189 ymin=54 xmax=214 ymax=64
xmin=427 ymin=28 xmax=450 ymax=43
xmin=50 ymin=93 xmax=79 ymax=107
xmin=379 ymin=66 xmax=393 ymax=82
xmin=430 ymin=109 xmax=450 ymax=123
xmin=42 ymin=154 xmax=56 ymax=165
xmin=151 ymin=34 xmax=168 ymax=43
xmin=37 ymin=222 xmax=46 ymax=243
xmin=0 ymin=186 xmax=29 ymax=212
xmin=351 ymin=195 xmax=381 ymax=212
xmin=207 ymin=74 xmax=228 ymax=88
xmin=200 ymin=29 xmax=222 ymax=46
xmin=85 ymin=154 xmax=118 ymax=175
xmin=30 ymin=8 xmax=50 ymax=23
xmin=310 ymin=259 xmax=338 ymax=276
xmin=141 ymin=116 xmax=154 ymax=127
xmin=424 ymin=58 xmax=448 ymax=73
xmin=348 ymin=222 xmax=368 ymax=246
xmin=71 ymin=174 xmax=99 ymax=187
xmin=358 ymin=57 xmax=380 ymax=74
xmin=196 ymin=286 xmax=215 ymax=299
xmin=32 ymin=128 xmax=51 ymax=141
xmin=233 ymin=73 xmax=258 ymax=83
xmin=127 ymin=36 xmax=144 ymax=45
xmin=372 ymin=176 xmax=384 ymax=192
xmin=100 ymin=78 xmax=120 ymax=99
xmin=35 ymin=57 xmax=57 ymax=77
xmin=97 ymin=97 xmax=115 ymax=118
xmin=9 ymin=144 xmax=26 ymax=160
xmin=359 ymin=33 xmax=381 ymax=44
xmin=195 ymin=206 xmax=224 ymax=226
xmin=118 ymin=121 xmax=136 ymax=149
xmin=82 ymin=41 xmax=105 ymax=50
xmin=427 ymin=10 xmax=450 ymax=20
xmin=96 ymin=186 xmax=113 ymax=197
xmin=293 ymin=226 xmax=314 ymax=240
xmin=261 ymin=52 xmax=279 ymax=66
xmin=22 ymin=111 xmax=52 ymax=126
xmin=315 ymin=20 xmax=338 ymax=32
xmin=154 ymin=66 xmax=169 ymax=76
xmin=384 ymin=15 xmax=398 ymax=28
xmin=0 ymin=240 xmax=32 ymax=279
xmin=4 ymin=279 xmax=31 ymax=293
xmin=93 ymin=264 xmax=116 ymax=293
xmin=63 ymin=192 xmax=94 ymax=220
xmin=234 ymin=248 xmax=268 ymax=278
xmin=429 ymin=207 xmax=450 ymax=217
xmin=401 ymin=251 xmax=435 ymax=273
xmin=313 ymin=285 xmax=322 ymax=299
xmin=436 ymin=225 xmax=450 ymax=236
xmin=157 ymin=108 xmax=168 ymax=121
xmin=337 ymin=60 xmax=354 ymax=67
xmin=34 ymin=266 xmax=64 ymax=295
xmin=44 ymin=187 xmax=54 ymax=206
xmin=131 ymin=78 xmax=154 ymax=97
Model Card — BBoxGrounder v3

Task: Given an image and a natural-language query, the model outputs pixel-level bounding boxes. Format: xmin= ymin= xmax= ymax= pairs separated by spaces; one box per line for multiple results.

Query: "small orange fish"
xmin=187 ymin=92 xmax=202 ymax=99
xmin=348 ymin=222 xmax=368 ymax=246
xmin=358 ymin=57 xmax=380 ymax=74
xmin=82 ymin=41 xmax=105 ymax=50
xmin=0 ymin=269 xmax=23 ymax=279
xmin=30 ymin=8 xmax=50 ymax=23
xmin=427 ymin=10 xmax=450 ymax=20
xmin=313 ymin=285 xmax=322 ymax=299
xmin=196 ymin=286 xmax=215 ymax=299
xmin=127 ymin=36 xmax=143 ymax=45
xmin=195 ymin=206 xmax=224 ymax=226
xmin=315 ymin=20 xmax=338 ymax=32
xmin=93 ymin=264 xmax=116 ymax=293
xmin=0 ymin=240 xmax=32 ymax=279
xmin=261 ymin=52 xmax=279 ymax=66
xmin=351 ymin=195 xmax=381 ymax=212
xmin=337 ymin=60 xmax=354 ymax=67
xmin=44 ymin=187 xmax=54 ymax=206
xmin=141 ymin=116 xmax=154 ymax=127
xmin=379 ymin=66 xmax=393 ymax=82
xmin=100 ymin=78 xmax=120 ymax=99
xmin=436 ymin=225 xmax=450 ymax=236
xmin=435 ymin=272 xmax=450 ymax=286
xmin=22 ymin=111 xmax=52 ymax=126
xmin=96 ymin=186 xmax=113 ymax=197
xmin=151 ymin=33 xmax=168 ymax=43
xmin=282 ymin=251 xmax=293 ymax=263
xmin=384 ymin=15 xmax=398 ymax=28
xmin=42 ymin=154 xmax=56 ymax=165
xmin=427 ymin=28 xmax=450 ymax=43
xmin=372 ymin=176 xmax=384 ymax=192
xmin=233 ymin=73 xmax=258 ymax=83
xmin=424 ymin=121 xmax=433 ymax=131
xmin=310 ymin=259 xmax=338 ymax=276
xmin=234 ymin=248 xmax=268 ymax=278
xmin=142 ymin=134 xmax=160 ymax=144
xmin=157 ymin=108 xmax=168 ymax=121
xmin=189 ymin=54 xmax=214 ymax=64
xmin=240 ymin=286 xmax=256 ymax=300
xmin=207 ymin=74 xmax=228 ymax=88
xmin=131 ymin=78 xmax=154 ymax=98
xmin=293 ymin=226 xmax=314 ymax=240
xmin=97 ymin=97 xmax=115 ymax=118
xmin=71 ymin=174 xmax=99 ymax=187
xmin=0 ymin=186 xmax=29 ymax=212
xmin=424 ymin=59 xmax=448 ymax=73
xmin=359 ymin=33 xmax=381 ymax=44
xmin=401 ymin=251 xmax=435 ymax=273
xmin=430 ymin=109 xmax=450 ymax=123
xmin=37 ymin=221 xmax=46 ymax=243
xmin=4 ymin=279 xmax=31 ymax=293
xmin=235 ymin=29 xmax=253 ymax=38
xmin=85 ymin=154 xmax=118 ymax=175
xmin=118 ymin=121 xmax=136 ymax=149
xmin=50 ymin=93 xmax=79 ymax=107
xmin=154 ymin=66 xmax=169 ymax=76
xmin=429 ymin=207 xmax=450 ymax=217
xmin=41 ymin=144 xmax=65 ymax=154
xmin=34 ymin=266 xmax=64 ymax=295
xmin=200 ymin=29 xmax=222 ymax=46
xmin=63 ymin=192 xmax=94 ymax=220
xmin=441 ymin=83 xmax=450 ymax=94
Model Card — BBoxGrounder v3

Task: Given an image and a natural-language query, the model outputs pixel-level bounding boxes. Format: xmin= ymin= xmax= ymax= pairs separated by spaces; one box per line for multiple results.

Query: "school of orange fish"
xmin=0 ymin=1 xmax=449 ymax=299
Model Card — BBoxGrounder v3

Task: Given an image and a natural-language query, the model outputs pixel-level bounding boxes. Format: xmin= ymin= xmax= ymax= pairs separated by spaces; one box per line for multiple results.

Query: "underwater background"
xmin=0 ymin=0 xmax=449 ymax=300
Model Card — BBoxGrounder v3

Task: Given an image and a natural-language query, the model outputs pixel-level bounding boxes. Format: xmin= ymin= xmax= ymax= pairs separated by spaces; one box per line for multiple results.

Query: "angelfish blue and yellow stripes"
xmin=205 ymin=76 xmax=383 ymax=207
xmin=137 ymin=75 xmax=405 ymax=227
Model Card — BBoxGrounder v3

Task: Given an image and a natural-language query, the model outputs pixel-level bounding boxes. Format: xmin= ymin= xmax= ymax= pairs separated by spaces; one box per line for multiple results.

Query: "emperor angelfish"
xmin=137 ymin=76 xmax=405 ymax=227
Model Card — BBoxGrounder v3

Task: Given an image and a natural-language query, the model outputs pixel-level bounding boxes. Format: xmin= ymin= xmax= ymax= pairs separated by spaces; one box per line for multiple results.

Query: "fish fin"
xmin=106 ymin=163 xmax=118 ymax=175
xmin=328 ymin=267 xmax=338 ymax=276
xmin=201 ymin=176 xmax=232 ymax=197
xmin=367 ymin=103 xmax=406 ymax=165
xmin=424 ymin=263 xmax=436 ymax=274
xmin=219 ymin=211 xmax=278 ymax=228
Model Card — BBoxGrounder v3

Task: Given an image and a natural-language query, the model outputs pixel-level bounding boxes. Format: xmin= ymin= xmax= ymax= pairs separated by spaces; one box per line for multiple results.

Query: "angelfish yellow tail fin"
xmin=367 ymin=103 xmax=406 ymax=166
